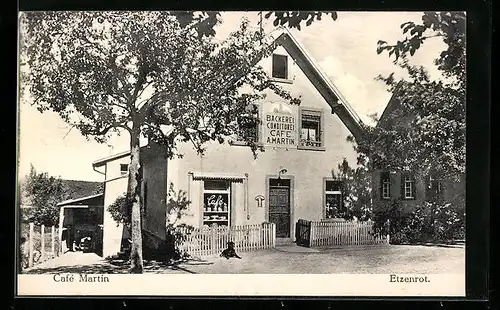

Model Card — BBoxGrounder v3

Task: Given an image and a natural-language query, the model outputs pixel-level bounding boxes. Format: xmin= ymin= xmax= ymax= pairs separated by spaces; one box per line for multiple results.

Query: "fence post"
xmin=309 ymin=222 xmax=314 ymax=247
xmin=41 ymin=224 xmax=45 ymax=261
xmin=28 ymin=223 xmax=34 ymax=268
xmin=386 ymin=219 xmax=390 ymax=245
xmin=271 ymin=223 xmax=276 ymax=248
xmin=51 ymin=226 xmax=55 ymax=257
xmin=211 ymin=228 xmax=216 ymax=256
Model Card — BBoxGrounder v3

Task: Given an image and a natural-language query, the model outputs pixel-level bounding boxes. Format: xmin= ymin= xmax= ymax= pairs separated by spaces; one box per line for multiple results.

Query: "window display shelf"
xmin=203 ymin=219 xmax=229 ymax=222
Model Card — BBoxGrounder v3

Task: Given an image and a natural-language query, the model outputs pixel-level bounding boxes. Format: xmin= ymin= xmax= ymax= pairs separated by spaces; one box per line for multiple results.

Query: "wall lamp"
xmin=278 ymin=167 xmax=287 ymax=180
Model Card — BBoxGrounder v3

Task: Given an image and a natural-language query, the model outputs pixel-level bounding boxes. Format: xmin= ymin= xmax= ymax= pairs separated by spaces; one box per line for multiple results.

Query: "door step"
xmin=275 ymin=238 xmax=294 ymax=245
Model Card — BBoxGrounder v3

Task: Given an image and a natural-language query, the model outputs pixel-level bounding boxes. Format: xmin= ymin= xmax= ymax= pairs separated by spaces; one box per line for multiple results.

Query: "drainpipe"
xmin=93 ymin=165 xmax=105 ymax=176
xmin=245 ymin=173 xmax=249 ymax=220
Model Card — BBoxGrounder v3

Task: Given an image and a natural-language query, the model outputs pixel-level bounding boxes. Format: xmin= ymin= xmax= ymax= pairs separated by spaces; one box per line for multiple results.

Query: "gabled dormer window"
xmin=272 ymin=54 xmax=288 ymax=80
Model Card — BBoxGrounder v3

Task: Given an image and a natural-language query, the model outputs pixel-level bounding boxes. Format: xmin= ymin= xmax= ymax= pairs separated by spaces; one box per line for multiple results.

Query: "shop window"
xmin=300 ymin=109 xmax=323 ymax=149
xmin=325 ymin=180 xmax=344 ymax=219
xmin=203 ymin=180 xmax=230 ymax=227
xmin=272 ymin=54 xmax=288 ymax=79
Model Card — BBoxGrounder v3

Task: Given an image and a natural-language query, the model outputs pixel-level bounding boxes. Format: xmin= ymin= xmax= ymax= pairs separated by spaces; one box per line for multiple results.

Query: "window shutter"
xmin=379 ymin=171 xmax=384 ymax=199
xmin=320 ymin=110 xmax=324 ymax=146
xmin=400 ymin=173 xmax=405 ymax=200
xmin=412 ymin=175 xmax=417 ymax=200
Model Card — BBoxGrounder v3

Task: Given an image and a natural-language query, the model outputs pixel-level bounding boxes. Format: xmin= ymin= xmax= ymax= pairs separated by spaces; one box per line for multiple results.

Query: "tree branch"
xmin=93 ymin=121 xmax=131 ymax=136
xmin=109 ymin=99 xmax=131 ymax=112
xmin=131 ymin=65 xmax=148 ymax=103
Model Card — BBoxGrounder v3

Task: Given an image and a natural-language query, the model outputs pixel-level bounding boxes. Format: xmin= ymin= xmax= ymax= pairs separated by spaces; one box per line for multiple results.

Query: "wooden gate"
xmin=295 ymin=219 xmax=311 ymax=247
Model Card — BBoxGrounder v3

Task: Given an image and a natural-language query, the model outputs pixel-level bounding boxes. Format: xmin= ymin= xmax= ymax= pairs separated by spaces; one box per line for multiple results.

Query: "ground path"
xmin=23 ymin=243 xmax=465 ymax=275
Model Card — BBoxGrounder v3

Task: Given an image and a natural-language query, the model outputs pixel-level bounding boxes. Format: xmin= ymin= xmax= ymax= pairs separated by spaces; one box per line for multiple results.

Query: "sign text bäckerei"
xmin=264 ymin=113 xmax=297 ymax=147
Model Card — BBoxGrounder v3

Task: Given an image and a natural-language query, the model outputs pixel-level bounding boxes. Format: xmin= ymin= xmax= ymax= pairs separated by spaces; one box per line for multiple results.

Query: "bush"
xmin=107 ymin=194 xmax=133 ymax=228
xmin=373 ymin=200 xmax=465 ymax=244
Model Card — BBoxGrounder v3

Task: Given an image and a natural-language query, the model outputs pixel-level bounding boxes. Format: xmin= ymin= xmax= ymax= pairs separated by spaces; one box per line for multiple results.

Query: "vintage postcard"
xmin=16 ymin=11 xmax=466 ymax=297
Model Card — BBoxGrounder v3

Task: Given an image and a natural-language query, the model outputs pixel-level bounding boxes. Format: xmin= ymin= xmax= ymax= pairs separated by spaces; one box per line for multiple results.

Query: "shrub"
xmin=107 ymin=194 xmax=132 ymax=227
xmin=373 ymin=200 xmax=465 ymax=244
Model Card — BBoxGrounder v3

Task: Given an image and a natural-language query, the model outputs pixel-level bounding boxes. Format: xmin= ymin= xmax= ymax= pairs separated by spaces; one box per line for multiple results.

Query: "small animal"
xmin=220 ymin=241 xmax=242 ymax=259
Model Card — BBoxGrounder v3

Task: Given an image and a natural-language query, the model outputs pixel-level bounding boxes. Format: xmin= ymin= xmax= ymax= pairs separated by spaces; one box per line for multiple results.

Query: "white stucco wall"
xmin=102 ymin=157 xmax=129 ymax=258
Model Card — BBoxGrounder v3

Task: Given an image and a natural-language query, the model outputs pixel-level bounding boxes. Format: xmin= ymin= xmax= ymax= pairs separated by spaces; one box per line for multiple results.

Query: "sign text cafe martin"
xmin=263 ymin=102 xmax=298 ymax=148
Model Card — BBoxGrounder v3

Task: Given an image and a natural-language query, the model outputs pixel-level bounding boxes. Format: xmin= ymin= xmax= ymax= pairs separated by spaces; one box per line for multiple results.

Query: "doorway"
xmin=268 ymin=178 xmax=291 ymax=238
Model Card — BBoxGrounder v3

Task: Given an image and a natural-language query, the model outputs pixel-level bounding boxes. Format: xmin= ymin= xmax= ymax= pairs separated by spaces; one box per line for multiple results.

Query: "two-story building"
xmin=371 ymin=83 xmax=466 ymax=214
xmin=91 ymin=29 xmax=366 ymax=258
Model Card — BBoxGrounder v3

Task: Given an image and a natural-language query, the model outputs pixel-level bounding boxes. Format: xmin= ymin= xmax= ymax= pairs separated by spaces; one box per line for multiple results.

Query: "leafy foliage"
xmin=20 ymin=12 xmax=299 ymax=158
xmin=166 ymin=183 xmax=191 ymax=228
xmin=107 ymin=183 xmax=191 ymax=228
xmin=376 ymin=12 xmax=466 ymax=89
xmin=263 ymin=11 xmax=338 ymax=30
xmin=107 ymin=194 xmax=133 ymax=228
xmin=354 ymin=73 xmax=465 ymax=180
xmin=373 ymin=200 xmax=465 ymax=244
xmin=354 ymin=11 xmax=466 ymax=182
xmin=20 ymin=11 xmax=301 ymax=272
xmin=333 ymin=158 xmax=373 ymax=221
xmin=22 ymin=165 xmax=69 ymax=226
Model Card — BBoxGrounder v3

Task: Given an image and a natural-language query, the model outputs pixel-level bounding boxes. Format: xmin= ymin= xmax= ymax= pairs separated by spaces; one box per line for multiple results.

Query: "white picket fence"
xmin=21 ymin=223 xmax=61 ymax=269
xmin=306 ymin=220 xmax=389 ymax=247
xmin=176 ymin=223 xmax=276 ymax=258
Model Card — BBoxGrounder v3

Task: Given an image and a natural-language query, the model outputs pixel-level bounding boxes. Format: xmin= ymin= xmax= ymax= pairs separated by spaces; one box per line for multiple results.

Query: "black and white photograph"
xmin=16 ymin=11 xmax=467 ymax=296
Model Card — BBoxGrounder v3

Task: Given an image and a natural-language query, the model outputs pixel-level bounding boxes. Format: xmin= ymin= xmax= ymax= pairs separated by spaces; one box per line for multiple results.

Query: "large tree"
xmin=19 ymin=11 xmax=299 ymax=273
xmin=263 ymin=11 xmax=465 ymax=180
xmin=363 ymin=12 xmax=466 ymax=181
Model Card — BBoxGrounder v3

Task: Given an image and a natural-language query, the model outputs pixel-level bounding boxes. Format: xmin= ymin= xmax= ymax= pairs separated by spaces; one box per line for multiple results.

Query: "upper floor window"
xmin=402 ymin=174 xmax=416 ymax=200
xmin=272 ymin=54 xmax=288 ymax=79
xmin=120 ymin=164 xmax=129 ymax=176
xmin=299 ymin=109 xmax=323 ymax=149
xmin=380 ymin=172 xmax=391 ymax=199
xmin=325 ymin=180 xmax=344 ymax=218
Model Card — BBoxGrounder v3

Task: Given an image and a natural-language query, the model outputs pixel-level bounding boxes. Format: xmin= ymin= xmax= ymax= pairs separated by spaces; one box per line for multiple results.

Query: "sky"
xmin=17 ymin=11 xmax=446 ymax=182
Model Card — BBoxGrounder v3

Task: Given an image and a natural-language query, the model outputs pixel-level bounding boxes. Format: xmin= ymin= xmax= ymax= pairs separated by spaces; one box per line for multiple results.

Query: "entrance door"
xmin=269 ymin=179 xmax=291 ymax=238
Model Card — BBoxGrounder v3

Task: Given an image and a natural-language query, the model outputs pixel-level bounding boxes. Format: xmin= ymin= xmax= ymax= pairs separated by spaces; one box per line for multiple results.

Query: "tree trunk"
xmin=128 ymin=127 xmax=144 ymax=273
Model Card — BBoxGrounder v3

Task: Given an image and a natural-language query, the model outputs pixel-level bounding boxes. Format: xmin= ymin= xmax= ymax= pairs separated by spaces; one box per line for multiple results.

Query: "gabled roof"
xmin=20 ymin=179 xmax=103 ymax=205
xmin=57 ymin=193 xmax=104 ymax=207
xmin=92 ymin=28 xmax=366 ymax=166
xmin=61 ymin=179 xmax=104 ymax=198
xmin=272 ymin=28 xmax=365 ymax=140
xmin=377 ymin=81 xmax=405 ymax=129
xmin=92 ymin=150 xmax=132 ymax=168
